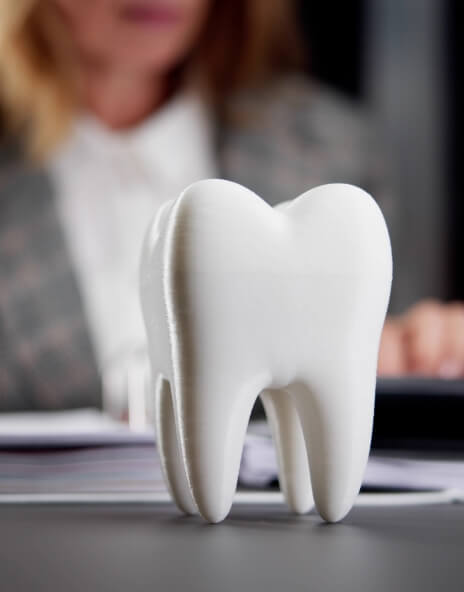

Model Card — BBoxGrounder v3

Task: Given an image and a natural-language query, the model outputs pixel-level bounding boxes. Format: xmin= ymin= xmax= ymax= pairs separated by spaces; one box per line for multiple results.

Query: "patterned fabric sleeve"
xmin=0 ymin=309 xmax=27 ymax=409
xmin=0 ymin=155 xmax=101 ymax=411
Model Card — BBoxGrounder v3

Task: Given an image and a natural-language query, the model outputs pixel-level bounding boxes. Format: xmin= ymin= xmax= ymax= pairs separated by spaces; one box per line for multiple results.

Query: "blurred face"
xmin=52 ymin=0 xmax=212 ymax=74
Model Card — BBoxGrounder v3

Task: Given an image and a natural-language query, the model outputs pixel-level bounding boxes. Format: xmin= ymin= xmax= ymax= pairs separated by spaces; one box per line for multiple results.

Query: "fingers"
xmin=400 ymin=300 xmax=464 ymax=378
xmin=402 ymin=300 xmax=446 ymax=376
xmin=378 ymin=300 xmax=464 ymax=378
xmin=378 ymin=319 xmax=407 ymax=376
xmin=440 ymin=303 xmax=464 ymax=378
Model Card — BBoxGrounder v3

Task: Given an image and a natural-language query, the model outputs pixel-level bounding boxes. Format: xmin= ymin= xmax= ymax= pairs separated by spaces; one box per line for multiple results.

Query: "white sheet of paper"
xmin=0 ymin=409 xmax=154 ymax=447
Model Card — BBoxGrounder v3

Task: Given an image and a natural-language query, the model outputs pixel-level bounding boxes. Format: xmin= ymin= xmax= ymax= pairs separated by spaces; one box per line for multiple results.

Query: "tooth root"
xmin=154 ymin=376 xmax=197 ymax=515
xmin=291 ymin=373 xmax=375 ymax=523
xmin=176 ymin=378 xmax=262 ymax=523
xmin=260 ymin=389 xmax=313 ymax=514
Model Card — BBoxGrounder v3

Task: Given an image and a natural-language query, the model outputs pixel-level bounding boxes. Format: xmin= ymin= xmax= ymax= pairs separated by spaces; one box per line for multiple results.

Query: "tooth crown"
xmin=140 ymin=180 xmax=392 ymax=523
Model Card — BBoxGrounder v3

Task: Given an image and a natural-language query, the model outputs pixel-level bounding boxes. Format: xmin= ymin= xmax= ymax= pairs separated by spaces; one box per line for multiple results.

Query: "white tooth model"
xmin=140 ymin=180 xmax=392 ymax=524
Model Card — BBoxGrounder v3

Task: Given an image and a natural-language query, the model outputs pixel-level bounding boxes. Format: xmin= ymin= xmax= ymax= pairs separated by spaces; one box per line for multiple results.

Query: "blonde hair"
xmin=0 ymin=0 xmax=302 ymax=160
xmin=0 ymin=1 xmax=77 ymax=158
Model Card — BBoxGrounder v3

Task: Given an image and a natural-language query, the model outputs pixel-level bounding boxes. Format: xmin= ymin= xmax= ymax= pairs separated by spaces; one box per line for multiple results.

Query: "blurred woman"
xmin=0 ymin=0 xmax=462 ymax=411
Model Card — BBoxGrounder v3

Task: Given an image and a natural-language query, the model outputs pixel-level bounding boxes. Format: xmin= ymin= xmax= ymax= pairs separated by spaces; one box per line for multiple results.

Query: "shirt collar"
xmin=69 ymin=92 xmax=216 ymax=186
xmin=126 ymin=92 xmax=216 ymax=184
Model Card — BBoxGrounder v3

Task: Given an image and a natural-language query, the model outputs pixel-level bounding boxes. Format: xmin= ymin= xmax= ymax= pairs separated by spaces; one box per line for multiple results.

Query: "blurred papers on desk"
xmin=241 ymin=422 xmax=464 ymax=492
xmin=1 ymin=411 xmax=464 ymax=497
xmin=0 ymin=410 xmax=163 ymax=494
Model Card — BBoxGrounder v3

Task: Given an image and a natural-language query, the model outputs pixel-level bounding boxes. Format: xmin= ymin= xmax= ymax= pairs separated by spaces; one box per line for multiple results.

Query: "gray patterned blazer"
xmin=0 ymin=77 xmax=394 ymax=411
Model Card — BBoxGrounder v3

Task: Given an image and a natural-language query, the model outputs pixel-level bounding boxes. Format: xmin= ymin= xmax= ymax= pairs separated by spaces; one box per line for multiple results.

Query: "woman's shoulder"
xmin=219 ymin=74 xmax=378 ymax=205
xmin=0 ymin=137 xmax=59 ymax=290
xmin=224 ymin=74 xmax=371 ymax=144
xmin=0 ymin=137 xmax=53 ymax=217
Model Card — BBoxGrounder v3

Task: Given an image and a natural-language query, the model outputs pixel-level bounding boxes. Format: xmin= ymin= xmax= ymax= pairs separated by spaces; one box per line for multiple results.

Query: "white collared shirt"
xmin=50 ymin=94 xmax=217 ymax=373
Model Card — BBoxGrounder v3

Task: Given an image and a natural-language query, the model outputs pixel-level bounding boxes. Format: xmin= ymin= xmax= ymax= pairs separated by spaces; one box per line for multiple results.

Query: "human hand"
xmin=378 ymin=300 xmax=464 ymax=378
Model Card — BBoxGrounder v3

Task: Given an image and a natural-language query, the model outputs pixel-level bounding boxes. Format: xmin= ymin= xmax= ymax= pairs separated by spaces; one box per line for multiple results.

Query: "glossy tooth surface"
xmin=140 ymin=180 xmax=392 ymax=523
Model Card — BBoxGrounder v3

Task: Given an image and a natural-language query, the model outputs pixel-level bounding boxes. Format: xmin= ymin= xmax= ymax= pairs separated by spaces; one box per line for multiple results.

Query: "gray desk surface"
xmin=1 ymin=502 xmax=463 ymax=592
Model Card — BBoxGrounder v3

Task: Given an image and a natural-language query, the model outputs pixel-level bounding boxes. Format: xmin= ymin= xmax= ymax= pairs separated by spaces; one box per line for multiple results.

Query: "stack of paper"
xmin=1 ymin=411 xmax=464 ymax=497
xmin=0 ymin=410 xmax=163 ymax=494
xmin=241 ymin=421 xmax=464 ymax=491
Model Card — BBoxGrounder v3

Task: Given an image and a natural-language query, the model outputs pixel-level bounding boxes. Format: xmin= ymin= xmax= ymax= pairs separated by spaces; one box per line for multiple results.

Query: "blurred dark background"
xmin=299 ymin=0 xmax=462 ymax=310
xmin=448 ymin=0 xmax=462 ymax=299
xmin=300 ymin=1 xmax=365 ymax=99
